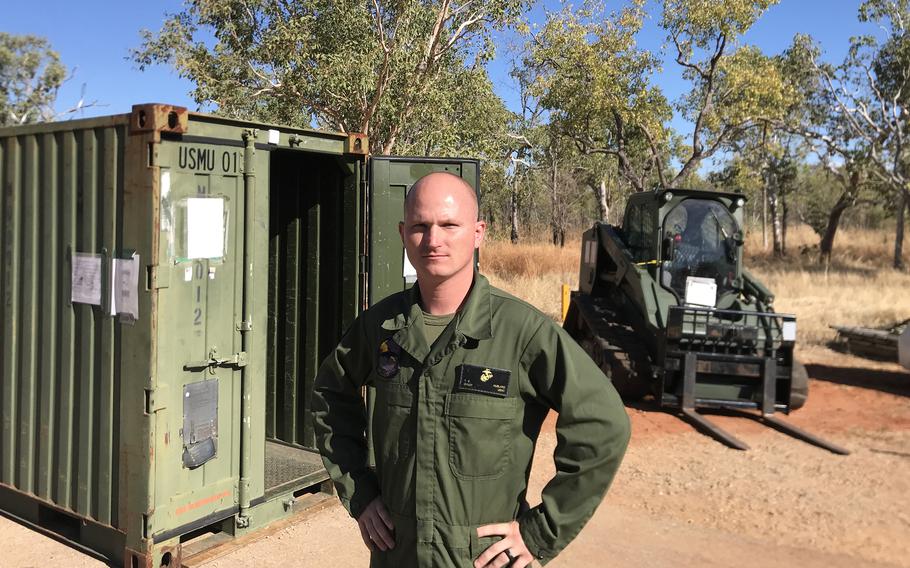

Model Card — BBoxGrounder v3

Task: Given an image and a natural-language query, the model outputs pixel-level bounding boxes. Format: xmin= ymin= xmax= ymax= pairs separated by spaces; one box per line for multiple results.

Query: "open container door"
xmin=367 ymin=156 xmax=480 ymax=306
xmin=364 ymin=157 xmax=479 ymax=465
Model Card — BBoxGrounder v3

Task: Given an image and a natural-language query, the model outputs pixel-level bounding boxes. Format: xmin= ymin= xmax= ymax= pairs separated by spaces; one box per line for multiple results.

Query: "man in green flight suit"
xmin=312 ymin=172 xmax=630 ymax=567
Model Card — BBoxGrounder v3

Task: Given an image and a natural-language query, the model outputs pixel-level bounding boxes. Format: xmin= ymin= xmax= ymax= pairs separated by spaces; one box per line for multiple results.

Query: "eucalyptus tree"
xmin=770 ymin=35 xmax=875 ymax=262
xmin=786 ymin=0 xmax=910 ymax=268
xmin=133 ymin=0 xmax=526 ymax=157
xmin=526 ymin=0 xmax=788 ymax=196
xmin=0 ymin=33 xmax=67 ymax=126
xmin=527 ymin=0 xmax=670 ymax=192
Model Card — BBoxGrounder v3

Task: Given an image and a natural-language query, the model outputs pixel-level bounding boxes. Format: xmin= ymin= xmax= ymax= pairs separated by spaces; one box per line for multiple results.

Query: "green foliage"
xmin=394 ymin=66 xmax=513 ymax=158
xmin=810 ymin=0 xmax=910 ymax=266
xmin=858 ymin=0 xmax=910 ymax=26
xmin=796 ymin=165 xmax=842 ymax=237
xmin=661 ymin=0 xmax=776 ymax=53
xmin=524 ymin=0 xmax=784 ymax=193
xmin=684 ymin=45 xmax=790 ymax=135
xmin=0 ymin=33 xmax=67 ymax=126
xmin=708 ymin=155 xmax=761 ymax=196
xmin=525 ymin=0 xmax=671 ymax=191
xmin=133 ymin=0 xmax=525 ymax=157
xmin=873 ymin=31 xmax=910 ymax=106
xmin=665 ymin=0 xmax=782 ymax=181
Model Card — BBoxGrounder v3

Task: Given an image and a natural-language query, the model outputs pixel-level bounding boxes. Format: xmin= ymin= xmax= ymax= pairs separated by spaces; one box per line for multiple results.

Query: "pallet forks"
xmin=676 ymin=351 xmax=850 ymax=454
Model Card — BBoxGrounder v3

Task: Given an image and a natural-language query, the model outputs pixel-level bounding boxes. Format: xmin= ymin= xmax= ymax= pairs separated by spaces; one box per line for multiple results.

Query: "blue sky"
xmin=5 ymin=0 xmax=874 ymax=133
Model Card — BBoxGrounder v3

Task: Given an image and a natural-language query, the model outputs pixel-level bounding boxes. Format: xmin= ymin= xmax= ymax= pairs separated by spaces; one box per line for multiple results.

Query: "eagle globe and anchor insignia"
xmin=455 ymin=365 xmax=510 ymax=397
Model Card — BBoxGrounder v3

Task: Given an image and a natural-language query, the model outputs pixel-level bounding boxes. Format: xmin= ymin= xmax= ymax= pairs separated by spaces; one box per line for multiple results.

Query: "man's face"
xmin=399 ymin=176 xmax=486 ymax=285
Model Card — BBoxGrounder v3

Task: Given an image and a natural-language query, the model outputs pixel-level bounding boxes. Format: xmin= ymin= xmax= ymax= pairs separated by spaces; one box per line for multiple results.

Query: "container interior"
xmin=264 ymin=150 xmax=358 ymax=489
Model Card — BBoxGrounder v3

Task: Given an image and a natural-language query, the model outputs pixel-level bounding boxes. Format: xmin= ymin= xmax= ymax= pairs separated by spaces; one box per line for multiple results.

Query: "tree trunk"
xmin=593 ymin=180 xmax=609 ymax=221
xmin=509 ymin=180 xmax=520 ymax=244
xmin=768 ymin=189 xmax=784 ymax=258
xmin=550 ymin=154 xmax=559 ymax=246
xmin=895 ymin=191 xmax=907 ymax=270
xmin=819 ymin=194 xmax=851 ymax=261
xmin=781 ymin=196 xmax=788 ymax=256
xmin=762 ymin=185 xmax=768 ymax=250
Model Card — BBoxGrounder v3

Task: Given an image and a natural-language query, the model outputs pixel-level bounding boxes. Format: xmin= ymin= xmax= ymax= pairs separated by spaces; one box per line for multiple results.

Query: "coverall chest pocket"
xmin=445 ymin=394 xmax=519 ymax=480
xmin=375 ymin=384 xmax=414 ymax=464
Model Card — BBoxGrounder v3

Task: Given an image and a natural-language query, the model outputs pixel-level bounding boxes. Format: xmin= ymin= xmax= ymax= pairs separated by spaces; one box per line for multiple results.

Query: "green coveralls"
xmin=312 ymin=274 xmax=631 ymax=567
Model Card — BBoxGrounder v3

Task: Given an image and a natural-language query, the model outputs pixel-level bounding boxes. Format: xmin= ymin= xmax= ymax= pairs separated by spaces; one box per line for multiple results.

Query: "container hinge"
xmin=184 ymin=352 xmax=248 ymax=373
xmin=236 ymin=320 xmax=253 ymax=332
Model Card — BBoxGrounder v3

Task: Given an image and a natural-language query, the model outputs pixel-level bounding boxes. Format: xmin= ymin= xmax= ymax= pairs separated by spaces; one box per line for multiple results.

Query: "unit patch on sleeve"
xmin=454 ymin=364 xmax=510 ymax=398
xmin=377 ymin=338 xmax=401 ymax=378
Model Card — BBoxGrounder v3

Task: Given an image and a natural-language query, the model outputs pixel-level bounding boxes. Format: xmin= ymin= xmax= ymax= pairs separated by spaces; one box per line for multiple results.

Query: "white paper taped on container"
xmin=111 ymin=252 xmax=140 ymax=321
xmin=186 ymin=197 xmax=225 ymax=259
xmin=71 ymin=253 xmax=103 ymax=305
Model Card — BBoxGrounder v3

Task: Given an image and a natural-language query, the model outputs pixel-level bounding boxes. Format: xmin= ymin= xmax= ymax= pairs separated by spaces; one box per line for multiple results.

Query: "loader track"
xmin=569 ymin=294 xmax=654 ymax=401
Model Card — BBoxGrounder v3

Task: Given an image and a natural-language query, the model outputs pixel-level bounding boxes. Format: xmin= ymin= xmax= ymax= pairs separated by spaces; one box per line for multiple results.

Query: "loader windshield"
xmin=662 ymin=199 xmax=739 ymax=303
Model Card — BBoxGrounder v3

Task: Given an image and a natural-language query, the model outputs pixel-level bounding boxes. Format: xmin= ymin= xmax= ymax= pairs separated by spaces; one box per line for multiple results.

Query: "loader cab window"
xmin=662 ymin=199 xmax=739 ymax=300
xmin=623 ymin=203 xmax=656 ymax=264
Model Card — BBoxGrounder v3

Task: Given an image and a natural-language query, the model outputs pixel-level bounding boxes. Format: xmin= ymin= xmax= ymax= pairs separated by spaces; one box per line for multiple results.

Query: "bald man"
xmin=312 ymin=172 xmax=630 ymax=567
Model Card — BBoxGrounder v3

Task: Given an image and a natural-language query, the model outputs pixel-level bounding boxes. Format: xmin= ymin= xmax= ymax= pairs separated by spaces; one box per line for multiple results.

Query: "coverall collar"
xmin=379 ymin=273 xmax=494 ymax=361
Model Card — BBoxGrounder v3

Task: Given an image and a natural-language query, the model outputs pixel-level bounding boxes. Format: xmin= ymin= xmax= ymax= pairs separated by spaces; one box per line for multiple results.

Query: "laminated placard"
xmin=685 ymin=276 xmax=717 ymax=307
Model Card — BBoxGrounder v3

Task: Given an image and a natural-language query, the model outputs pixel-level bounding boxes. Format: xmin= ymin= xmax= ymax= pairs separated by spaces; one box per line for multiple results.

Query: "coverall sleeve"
xmin=311 ymin=316 xmax=380 ymax=519
xmin=517 ymin=320 xmax=631 ymax=564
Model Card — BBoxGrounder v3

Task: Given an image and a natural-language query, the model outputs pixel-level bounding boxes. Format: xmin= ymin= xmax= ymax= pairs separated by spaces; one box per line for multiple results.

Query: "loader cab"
xmin=621 ymin=196 xmax=659 ymax=264
xmin=623 ymin=189 xmax=746 ymax=309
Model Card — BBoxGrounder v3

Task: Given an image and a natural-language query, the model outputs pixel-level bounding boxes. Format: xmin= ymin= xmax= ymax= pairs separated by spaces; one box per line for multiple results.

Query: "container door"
xmin=367 ymin=157 xmax=479 ymax=306
xmin=152 ymin=141 xmax=251 ymax=536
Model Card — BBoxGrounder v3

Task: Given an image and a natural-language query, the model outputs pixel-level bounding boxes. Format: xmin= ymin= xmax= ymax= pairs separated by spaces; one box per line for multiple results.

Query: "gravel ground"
xmin=0 ymin=347 xmax=907 ymax=568
xmin=598 ymin=429 xmax=910 ymax=567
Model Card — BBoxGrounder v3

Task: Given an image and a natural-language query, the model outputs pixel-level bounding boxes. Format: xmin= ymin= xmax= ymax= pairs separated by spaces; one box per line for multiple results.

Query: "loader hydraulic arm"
xmin=742 ymin=268 xmax=774 ymax=308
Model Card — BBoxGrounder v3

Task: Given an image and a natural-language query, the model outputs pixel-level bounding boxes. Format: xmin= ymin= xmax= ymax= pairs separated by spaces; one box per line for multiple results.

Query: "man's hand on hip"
xmin=356 ymin=497 xmax=395 ymax=552
xmin=474 ymin=520 xmax=533 ymax=568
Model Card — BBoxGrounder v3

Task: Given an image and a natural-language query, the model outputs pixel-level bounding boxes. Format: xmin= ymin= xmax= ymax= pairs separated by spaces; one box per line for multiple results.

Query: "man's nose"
xmin=424 ymin=225 xmax=441 ymax=248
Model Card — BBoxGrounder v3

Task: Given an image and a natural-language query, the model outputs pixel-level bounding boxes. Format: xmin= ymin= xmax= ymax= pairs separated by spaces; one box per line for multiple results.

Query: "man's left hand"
xmin=474 ymin=520 xmax=533 ymax=568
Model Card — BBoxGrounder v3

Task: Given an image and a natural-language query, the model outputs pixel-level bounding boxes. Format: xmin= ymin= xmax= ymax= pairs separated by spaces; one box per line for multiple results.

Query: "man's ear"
xmin=399 ymin=221 xmax=405 ymax=244
xmin=474 ymin=220 xmax=487 ymax=248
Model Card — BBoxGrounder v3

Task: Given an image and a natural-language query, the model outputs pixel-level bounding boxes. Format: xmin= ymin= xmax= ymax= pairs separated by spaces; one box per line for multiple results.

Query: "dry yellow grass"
xmin=744 ymin=225 xmax=910 ymax=344
xmin=481 ymin=225 xmax=910 ymax=345
xmin=482 ymin=239 xmax=581 ymax=321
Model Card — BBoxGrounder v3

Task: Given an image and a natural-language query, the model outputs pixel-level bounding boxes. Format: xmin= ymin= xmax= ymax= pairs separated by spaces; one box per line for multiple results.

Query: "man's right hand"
xmin=356 ymin=497 xmax=395 ymax=552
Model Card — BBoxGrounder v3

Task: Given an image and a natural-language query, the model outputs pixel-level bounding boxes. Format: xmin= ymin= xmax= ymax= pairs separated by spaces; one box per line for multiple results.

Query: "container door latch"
xmin=184 ymin=350 xmax=248 ymax=374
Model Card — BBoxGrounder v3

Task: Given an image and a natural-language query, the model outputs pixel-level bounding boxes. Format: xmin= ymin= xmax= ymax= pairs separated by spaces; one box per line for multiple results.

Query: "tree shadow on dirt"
xmin=806 ymin=363 xmax=910 ymax=397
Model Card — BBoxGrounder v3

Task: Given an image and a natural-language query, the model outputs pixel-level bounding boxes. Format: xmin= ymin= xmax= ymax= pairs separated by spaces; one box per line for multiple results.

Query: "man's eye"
xmin=412 ymin=223 xmax=427 ymax=230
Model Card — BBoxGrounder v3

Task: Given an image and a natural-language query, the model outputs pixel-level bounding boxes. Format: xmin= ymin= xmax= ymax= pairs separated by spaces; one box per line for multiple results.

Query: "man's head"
xmin=399 ymin=172 xmax=486 ymax=287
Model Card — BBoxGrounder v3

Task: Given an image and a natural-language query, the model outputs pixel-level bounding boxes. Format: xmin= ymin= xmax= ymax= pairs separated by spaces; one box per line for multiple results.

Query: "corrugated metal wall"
xmin=266 ymin=152 xmax=353 ymax=448
xmin=0 ymin=125 xmax=126 ymax=528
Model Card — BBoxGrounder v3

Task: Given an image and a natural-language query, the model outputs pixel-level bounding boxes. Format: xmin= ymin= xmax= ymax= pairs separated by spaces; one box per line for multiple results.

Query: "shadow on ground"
xmin=806 ymin=363 xmax=910 ymax=397
xmin=0 ymin=509 xmax=116 ymax=567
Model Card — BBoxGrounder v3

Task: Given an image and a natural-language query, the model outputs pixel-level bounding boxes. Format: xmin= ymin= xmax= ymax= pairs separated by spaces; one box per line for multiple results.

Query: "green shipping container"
xmin=0 ymin=104 xmax=479 ymax=567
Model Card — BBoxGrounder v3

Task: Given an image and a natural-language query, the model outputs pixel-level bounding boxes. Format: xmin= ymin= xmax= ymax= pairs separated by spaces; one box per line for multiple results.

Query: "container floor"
xmin=264 ymin=440 xmax=328 ymax=499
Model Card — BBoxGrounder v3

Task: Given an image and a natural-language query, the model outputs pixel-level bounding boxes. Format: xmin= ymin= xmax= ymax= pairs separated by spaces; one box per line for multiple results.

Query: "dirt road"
xmin=2 ymin=346 xmax=907 ymax=567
